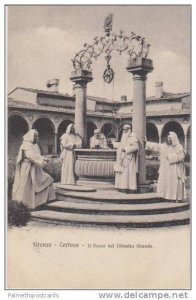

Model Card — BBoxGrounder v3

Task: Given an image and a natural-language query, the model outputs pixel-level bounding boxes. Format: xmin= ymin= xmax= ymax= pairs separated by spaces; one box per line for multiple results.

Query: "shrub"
xmin=8 ymin=200 xmax=30 ymax=227
xmin=8 ymin=177 xmax=14 ymax=200
xmin=185 ymin=162 xmax=190 ymax=176
xmin=7 ymin=155 xmax=16 ymax=200
xmin=8 ymin=155 xmax=62 ymax=198
xmin=185 ymin=176 xmax=191 ymax=189
xmin=146 ymin=161 xmax=190 ymax=184
xmin=43 ymin=157 xmax=62 ymax=182
xmin=8 ymin=155 xmax=17 ymax=179
xmin=184 ymin=153 xmax=191 ymax=162
xmin=146 ymin=161 xmax=159 ymax=181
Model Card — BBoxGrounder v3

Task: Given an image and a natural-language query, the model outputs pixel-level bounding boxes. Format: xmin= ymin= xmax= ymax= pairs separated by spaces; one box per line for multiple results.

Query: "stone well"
xmin=74 ymin=149 xmax=116 ymax=185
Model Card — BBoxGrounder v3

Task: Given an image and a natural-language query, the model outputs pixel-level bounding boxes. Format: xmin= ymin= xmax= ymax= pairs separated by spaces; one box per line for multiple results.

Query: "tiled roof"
xmin=87 ymin=95 xmax=120 ymax=104
xmin=147 ymin=92 xmax=190 ymax=101
xmin=8 ymin=98 xmax=74 ymax=114
xmin=8 ymin=87 xmax=190 ymax=104
xmin=88 ymin=92 xmax=190 ymax=104
xmin=8 ymin=87 xmax=73 ymax=99
xmin=117 ymin=108 xmax=190 ymax=118
xmin=8 ymin=98 xmax=116 ymax=118
xmin=8 ymin=98 xmax=190 ymax=118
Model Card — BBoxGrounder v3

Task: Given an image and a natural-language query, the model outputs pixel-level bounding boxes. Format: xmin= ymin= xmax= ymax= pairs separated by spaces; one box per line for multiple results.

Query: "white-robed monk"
xmin=90 ymin=129 xmax=108 ymax=149
xmin=60 ymin=124 xmax=82 ymax=185
xmin=113 ymin=124 xmax=139 ymax=192
xmin=145 ymin=131 xmax=186 ymax=201
xmin=12 ymin=129 xmax=55 ymax=209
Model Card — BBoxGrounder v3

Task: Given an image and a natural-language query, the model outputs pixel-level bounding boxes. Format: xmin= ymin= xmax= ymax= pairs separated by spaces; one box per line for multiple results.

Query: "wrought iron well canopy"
xmin=72 ymin=14 xmax=150 ymax=83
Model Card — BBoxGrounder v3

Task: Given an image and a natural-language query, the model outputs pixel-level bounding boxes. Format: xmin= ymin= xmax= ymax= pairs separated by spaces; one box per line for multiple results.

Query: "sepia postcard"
xmin=5 ymin=4 xmax=191 ymax=291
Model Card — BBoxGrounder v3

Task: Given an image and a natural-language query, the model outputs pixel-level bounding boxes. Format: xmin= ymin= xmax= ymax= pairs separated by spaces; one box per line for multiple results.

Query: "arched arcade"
xmin=32 ymin=117 xmax=55 ymax=155
xmin=161 ymin=121 xmax=185 ymax=146
xmin=8 ymin=115 xmax=29 ymax=155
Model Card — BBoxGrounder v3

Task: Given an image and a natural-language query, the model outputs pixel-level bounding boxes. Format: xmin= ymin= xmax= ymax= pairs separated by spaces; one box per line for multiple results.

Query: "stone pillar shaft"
xmin=70 ymin=70 xmax=93 ymax=147
xmin=127 ymin=57 xmax=153 ymax=189
xmin=159 ymin=135 xmax=162 ymax=144
xmin=132 ymin=74 xmax=147 ymax=184
xmin=184 ymin=134 xmax=187 ymax=153
xmin=74 ymin=83 xmax=87 ymax=145
xmin=54 ymin=133 xmax=58 ymax=155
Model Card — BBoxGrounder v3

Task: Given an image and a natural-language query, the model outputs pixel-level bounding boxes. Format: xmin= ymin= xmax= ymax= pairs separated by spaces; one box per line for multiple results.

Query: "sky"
xmin=7 ymin=5 xmax=191 ymax=101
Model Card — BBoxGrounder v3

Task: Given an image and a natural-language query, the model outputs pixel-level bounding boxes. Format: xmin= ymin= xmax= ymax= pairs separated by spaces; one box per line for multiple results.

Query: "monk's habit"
xmin=12 ymin=130 xmax=55 ymax=209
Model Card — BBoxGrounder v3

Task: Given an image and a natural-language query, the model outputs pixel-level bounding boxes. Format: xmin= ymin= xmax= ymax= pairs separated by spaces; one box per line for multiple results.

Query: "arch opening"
xmin=87 ymin=121 xmax=97 ymax=148
xmin=8 ymin=115 xmax=29 ymax=156
xmin=101 ymin=123 xmax=116 ymax=139
xmin=161 ymin=121 xmax=185 ymax=146
xmin=146 ymin=123 xmax=159 ymax=143
xmin=33 ymin=118 xmax=55 ymax=155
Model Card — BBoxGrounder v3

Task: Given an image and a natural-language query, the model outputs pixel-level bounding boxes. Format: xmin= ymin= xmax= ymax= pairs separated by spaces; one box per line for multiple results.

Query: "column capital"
xmin=126 ymin=57 xmax=154 ymax=77
xmin=70 ymin=69 xmax=93 ymax=86
xmin=132 ymin=73 xmax=147 ymax=81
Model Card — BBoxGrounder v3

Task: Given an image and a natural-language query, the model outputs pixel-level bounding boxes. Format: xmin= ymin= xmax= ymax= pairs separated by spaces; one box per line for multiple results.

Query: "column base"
xmin=136 ymin=183 xmax=153 ymax=193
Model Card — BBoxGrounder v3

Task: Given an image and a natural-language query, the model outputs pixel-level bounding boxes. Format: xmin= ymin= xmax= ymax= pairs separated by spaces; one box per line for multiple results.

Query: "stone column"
xmin=157 ymin=124 xmax=164 ymax=144
xmin=126 ymin=57 xmax=153 ymax=191
xmin=158 ymin=135 xmax=162 ymax=144
xmin=28 ymin=123 xmax=33 ymax=130
xmin=184 ymin=134 xmax=187 ymax=153
xmin=54 ymin=132 xmax=58 ymax=155
xmin=70 ymin=70 xmax=93 ymax=146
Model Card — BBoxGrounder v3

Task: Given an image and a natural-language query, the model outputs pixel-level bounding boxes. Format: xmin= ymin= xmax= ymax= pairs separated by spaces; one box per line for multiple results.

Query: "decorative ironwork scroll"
xmin=72 ymin=14 xmax=150 ymax=83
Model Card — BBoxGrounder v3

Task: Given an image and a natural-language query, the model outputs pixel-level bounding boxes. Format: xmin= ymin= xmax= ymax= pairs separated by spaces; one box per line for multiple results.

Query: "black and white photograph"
xmin=5 ymin=5 xmax=191 ymax=291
